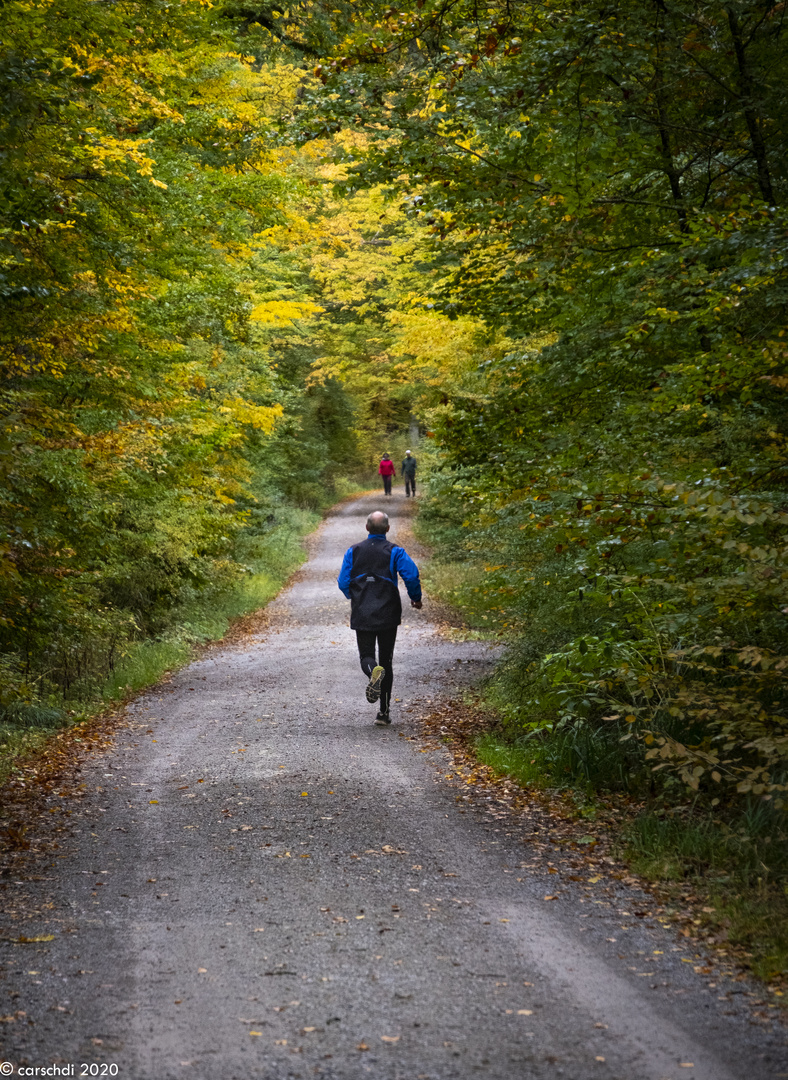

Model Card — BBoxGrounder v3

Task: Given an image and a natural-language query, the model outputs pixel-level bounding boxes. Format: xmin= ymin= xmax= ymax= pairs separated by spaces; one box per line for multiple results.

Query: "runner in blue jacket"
xmin=338 ymin=510 xmax=422 ymax=725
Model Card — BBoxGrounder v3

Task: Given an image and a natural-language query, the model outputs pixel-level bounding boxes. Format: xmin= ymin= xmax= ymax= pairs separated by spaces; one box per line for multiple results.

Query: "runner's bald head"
xmin=366 ymin=511 xmax=390 ymax=534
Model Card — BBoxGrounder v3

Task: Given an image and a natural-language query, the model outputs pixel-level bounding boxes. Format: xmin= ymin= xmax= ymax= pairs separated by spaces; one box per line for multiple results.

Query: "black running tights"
xmin=356 ymin=627 xmax=398 ymax=713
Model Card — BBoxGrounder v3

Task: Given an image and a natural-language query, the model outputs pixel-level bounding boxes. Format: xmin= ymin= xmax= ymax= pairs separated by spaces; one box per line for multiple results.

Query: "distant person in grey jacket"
xmin=401 ymin=450 xmax=417 ymax=497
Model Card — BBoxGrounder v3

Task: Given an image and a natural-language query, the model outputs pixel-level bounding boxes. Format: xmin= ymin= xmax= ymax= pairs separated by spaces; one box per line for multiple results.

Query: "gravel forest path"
xmin=1 ymin=493 xmax=785 ymax=1080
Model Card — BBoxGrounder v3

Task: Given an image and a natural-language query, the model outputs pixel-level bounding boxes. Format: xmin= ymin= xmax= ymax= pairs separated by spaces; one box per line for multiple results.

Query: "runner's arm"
xmin=391 ymin=547 xmax=422 ymax=603
xmin=337 ymin=548 xmax=353 ymax=599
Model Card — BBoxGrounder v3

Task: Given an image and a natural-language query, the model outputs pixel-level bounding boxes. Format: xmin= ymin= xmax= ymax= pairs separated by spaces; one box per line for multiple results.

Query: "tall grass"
xmin=475 ymin=719 xmax=651 ymax=795
xmin=625 ymin=805 xmax=788 ymax=980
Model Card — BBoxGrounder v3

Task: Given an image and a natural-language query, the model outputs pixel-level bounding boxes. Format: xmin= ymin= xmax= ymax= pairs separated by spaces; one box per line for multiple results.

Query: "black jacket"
xmin=338 ymin=535 xmax=421 ymax=630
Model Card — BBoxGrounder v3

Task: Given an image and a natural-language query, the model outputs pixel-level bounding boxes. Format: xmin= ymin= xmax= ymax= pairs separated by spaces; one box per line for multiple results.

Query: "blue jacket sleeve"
xmin=391 ymin=546 xmax=422 ymax=602
xmin=337 ymin=547 xmax=353 ymax=599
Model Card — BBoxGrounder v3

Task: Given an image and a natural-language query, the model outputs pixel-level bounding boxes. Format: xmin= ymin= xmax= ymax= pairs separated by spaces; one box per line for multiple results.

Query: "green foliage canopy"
xmin=0 ymin=0 xmax=347 ymax=706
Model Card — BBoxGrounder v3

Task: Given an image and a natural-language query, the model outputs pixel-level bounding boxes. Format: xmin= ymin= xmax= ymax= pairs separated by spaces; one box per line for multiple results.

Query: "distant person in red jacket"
xmin=378 ymin=453 xmax=395 ymax=496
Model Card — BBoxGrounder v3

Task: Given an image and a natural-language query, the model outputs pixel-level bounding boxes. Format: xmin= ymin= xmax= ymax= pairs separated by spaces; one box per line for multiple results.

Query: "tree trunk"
xmin=726 ymin=5 xmax=776 ymax=205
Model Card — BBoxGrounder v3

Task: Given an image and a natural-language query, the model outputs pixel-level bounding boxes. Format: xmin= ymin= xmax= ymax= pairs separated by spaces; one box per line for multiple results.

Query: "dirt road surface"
xmin=1 ymin=493 xmax=786 ymax=1080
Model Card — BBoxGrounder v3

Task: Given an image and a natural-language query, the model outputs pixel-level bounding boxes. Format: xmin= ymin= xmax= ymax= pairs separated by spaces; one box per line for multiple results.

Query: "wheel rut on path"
xmin=1 ymin=493 xmax=785 ymax=1079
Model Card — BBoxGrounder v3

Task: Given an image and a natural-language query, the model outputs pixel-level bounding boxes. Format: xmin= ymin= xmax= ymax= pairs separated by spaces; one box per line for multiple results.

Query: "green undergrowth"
xmin=0 ymin=505 xmax=321 ymax=786
xmin=417 ymin=496 xmax=788 ymax=984
xmin=413 ymin=515 xmax=504 ymax=636
xmin=419 ymin=560 xmax=504 ymax=632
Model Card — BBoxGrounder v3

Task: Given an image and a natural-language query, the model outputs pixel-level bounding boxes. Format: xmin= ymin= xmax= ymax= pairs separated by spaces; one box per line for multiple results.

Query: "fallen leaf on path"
xmin=543 ymin=895 xmax=558 ymax=901
xmin=517 ymin=1010 xmax=533 ymax=1015
xmin=274 ymin=1039 xmax=287 ymax=1046
xmin=381 ymin=1035 xmax=400 ymax=1043
xmin=356 ymin=1042 xmax=369 ymax=1051
xmin=2 ymin=934 xmax=55 ymax=944
xmin=249 ymin=1031 xmax=262 ymax=1037
xmin=198 ymin=968 xmax=207 ymax=974
xmin=253 ymin=928 xmax=265 ymax=933
xmin=595 ymin=1056 xmax=605 ymax=1062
